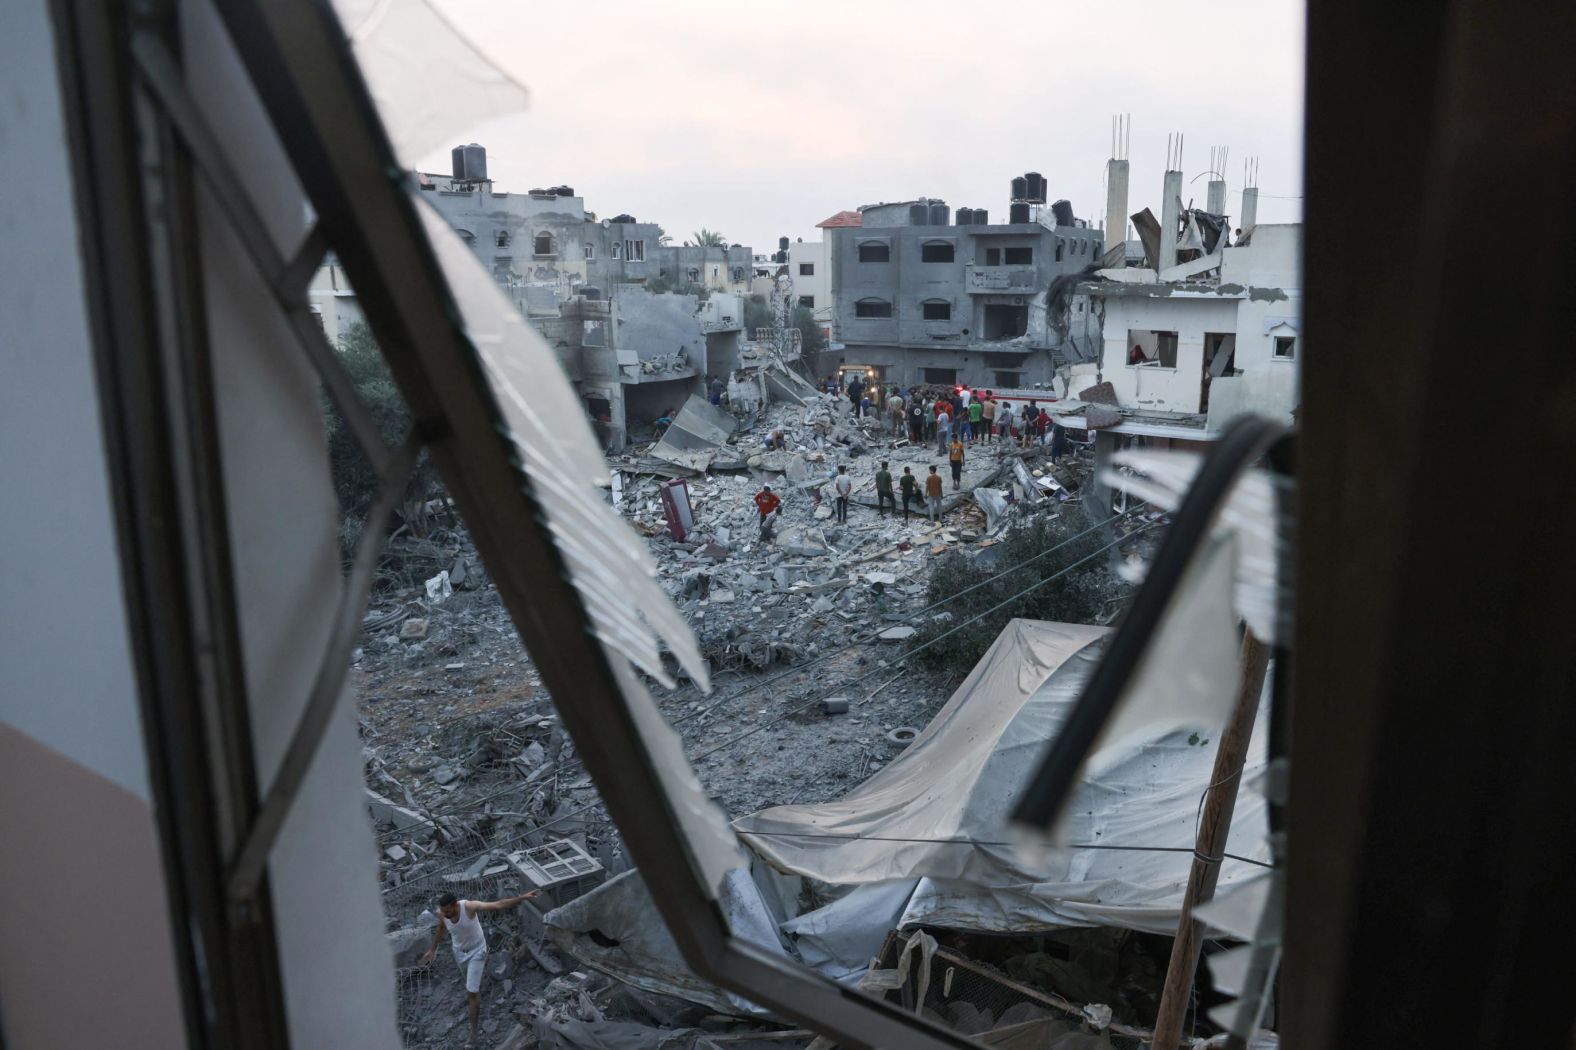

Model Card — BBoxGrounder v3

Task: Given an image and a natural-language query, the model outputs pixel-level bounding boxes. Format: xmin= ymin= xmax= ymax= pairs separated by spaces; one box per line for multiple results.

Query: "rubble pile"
xmin=354 ymin=376 xmax=1141 ymax=1048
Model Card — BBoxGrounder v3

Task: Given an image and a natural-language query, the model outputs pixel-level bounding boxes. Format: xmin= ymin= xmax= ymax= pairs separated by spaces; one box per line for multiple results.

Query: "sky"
xmin=424 ymin=0 xmax=1305 ymax=253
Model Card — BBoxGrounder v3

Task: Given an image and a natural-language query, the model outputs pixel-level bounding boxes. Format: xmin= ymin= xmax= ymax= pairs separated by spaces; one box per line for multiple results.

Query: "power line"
xmin=669 ymin=505 xmax=1147 ymax=730
xmin=734 ymin=827 xmax=1273 ymax=869
xmin=690 ymin=525 xmax=1156 ymax=765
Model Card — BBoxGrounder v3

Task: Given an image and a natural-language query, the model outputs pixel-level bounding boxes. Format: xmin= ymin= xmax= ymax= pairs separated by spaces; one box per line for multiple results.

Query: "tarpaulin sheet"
xmin=551 ymin=616 xmax=1271 ymax=1010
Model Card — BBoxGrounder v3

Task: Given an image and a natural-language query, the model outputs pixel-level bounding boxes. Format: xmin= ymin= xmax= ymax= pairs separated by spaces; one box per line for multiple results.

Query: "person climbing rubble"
xmin=420 ymin=889 xmax=539 ymax=1045
xmin=924 ymin=464 xmax=944 ymax=522
xmin=833 ymin=465 xmax=853 ymax=523
xmin=874 ymin=460 xmax=895 ymax=517
xmin=754 ymin=483 xmax=781 ymax=541
xmin=949 ymin=435 xmax=966 ymax=491
xmin=900 ymin=466 xmax=920 ymax=521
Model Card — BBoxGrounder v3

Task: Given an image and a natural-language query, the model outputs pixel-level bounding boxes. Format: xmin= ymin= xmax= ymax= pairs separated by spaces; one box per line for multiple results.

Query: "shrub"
xmin=913 ymin=514 xmax=1115 ymax=672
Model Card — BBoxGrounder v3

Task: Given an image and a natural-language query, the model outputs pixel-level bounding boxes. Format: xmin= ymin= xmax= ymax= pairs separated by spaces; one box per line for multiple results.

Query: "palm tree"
xmin=692 ymin=228 xmax=726 ymax=247
xmin=656 ymin=226 xmax=672 ymax=245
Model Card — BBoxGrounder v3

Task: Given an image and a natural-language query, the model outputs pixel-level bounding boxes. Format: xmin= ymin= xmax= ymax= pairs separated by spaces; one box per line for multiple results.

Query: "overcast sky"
xmin=427 ymin=0 xmax=1305 ymax=253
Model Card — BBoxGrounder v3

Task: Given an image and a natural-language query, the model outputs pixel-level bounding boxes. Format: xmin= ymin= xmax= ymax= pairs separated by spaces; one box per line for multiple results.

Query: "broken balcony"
xmin=966 ymin=265 xmax=1039 ymax=294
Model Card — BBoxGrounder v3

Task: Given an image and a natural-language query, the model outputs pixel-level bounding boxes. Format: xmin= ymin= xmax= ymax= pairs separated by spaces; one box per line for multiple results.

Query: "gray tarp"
xmin=550 ymin=606 xmax=1270 ymax=1012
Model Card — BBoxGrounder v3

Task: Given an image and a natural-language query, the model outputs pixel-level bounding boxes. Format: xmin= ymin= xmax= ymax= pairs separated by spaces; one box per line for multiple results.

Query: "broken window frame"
xmin=1273 ymin=335 xmax=1297 ymax=360
xmin=920 ymin=240 xmax=955 ymax=263
xmin=855 ymin=297 xmax=894 ymax=319
xmin=857 ymin=240 xmax=891 ymax=263
xmin=200 ymin=6 xmax=982 ymax=1048
xmin=1157 ymin=331 xmax=1180 ymax=367
xmin=625 ymin=238 xmax=646 ymax=262
xmin=922 ymin=299 xmax=952 ymax=321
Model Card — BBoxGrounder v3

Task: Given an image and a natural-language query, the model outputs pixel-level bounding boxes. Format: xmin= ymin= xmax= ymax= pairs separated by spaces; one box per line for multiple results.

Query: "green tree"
xmin=692 ymin=228 xmax=727 ymax=247
xmin=743 ymin=294 xmax=773 ymax=332
xmin=792 ymin=305 xmax=827 ymax=354
xmin=913 ymin=515 xmax=1117 ymax=672
xmin=324 ymin=322 xmax=440 ymax=542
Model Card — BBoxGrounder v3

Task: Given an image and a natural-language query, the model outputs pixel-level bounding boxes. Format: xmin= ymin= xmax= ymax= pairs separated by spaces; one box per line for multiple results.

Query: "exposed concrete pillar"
xmin=1240 ymin=186 xmax=1259 ymax=238
xmin=1206 ymin=179 xmax=1226 ymax=215
xmin=1159 ymin=170 xmax=1182 ymax=270
xmin=1104 ymin=159 xmax=1130 ymax=268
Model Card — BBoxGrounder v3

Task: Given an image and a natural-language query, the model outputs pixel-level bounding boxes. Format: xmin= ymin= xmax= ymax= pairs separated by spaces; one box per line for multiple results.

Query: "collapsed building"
xmin=815 ymin=175 xmax=1103 ymax=390
xmin=311 ymin=143 xmax=761 ymax=449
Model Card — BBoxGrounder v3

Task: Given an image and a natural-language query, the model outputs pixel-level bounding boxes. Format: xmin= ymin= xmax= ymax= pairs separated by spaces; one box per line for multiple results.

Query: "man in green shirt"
xmin=874 ymin=460 xmax=895 ymax=517
xmin=899 ymin=466 xmax=920 ymax=522
xmin=967 ymin=398 xmax=984 ymax=444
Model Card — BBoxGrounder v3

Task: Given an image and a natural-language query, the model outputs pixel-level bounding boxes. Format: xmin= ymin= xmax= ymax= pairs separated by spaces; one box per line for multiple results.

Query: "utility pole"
xmin=1150 ymin=630 xmax=1272 ymax=1050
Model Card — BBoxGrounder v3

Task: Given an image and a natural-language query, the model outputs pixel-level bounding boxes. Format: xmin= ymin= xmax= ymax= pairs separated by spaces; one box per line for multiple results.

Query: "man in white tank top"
xmin=420 ymin=889 xmax=539 ymax=1042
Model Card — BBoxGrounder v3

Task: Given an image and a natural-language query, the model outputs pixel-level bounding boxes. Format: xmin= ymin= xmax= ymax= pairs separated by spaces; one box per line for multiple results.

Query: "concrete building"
xmin=820 ymin=188 xmax=1100 ymax=389
xmin=787 ymin=235 xmax=832 ymax=327
xmin=1072 ymin=223 xmax=1301 ymax=431
xmin=320 ymin=144 xmax=755 ymax=449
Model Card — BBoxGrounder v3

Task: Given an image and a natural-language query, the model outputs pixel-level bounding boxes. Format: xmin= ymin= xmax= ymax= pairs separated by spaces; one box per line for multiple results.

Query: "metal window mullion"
xmin=129 ymin=31 xmax=393 ymax=478
xmin=226 ymin=429 xmax=422 ymax=902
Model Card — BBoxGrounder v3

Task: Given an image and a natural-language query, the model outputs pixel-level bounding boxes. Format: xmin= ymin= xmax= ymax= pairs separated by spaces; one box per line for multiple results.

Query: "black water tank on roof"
xmin=451 ymin=145 xmax=467 ymax=180
xmin=460 ymin=143 xmax=487 ymax=181
xmin=556 ymin=185 xmax=575 ymax=197
xmin=956 ymin=208 xmax=973 ymax=225
xmin=909 ymin=203 xmax=930 ymax=226
xmin=1051 ymin=199 xmax=1074 ymax=227
xmin=929 ymin=202 xmax=950 ymax=226
xmin=1025 ymin=171 xmax=1045 ymax=203
xmin=779 ymin=236 xmax=790 ymax=251
xmin=1011 ymin=176 xmax=1028 ymax=201
xmin=1009 ymin=202 xmax=1031 ymax=224
xmin=974 ymin=208 xmax=988 ymax=225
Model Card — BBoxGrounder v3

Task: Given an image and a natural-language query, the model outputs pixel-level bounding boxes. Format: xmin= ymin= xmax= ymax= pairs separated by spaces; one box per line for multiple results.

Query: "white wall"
xmin=1101 ymin=294 xmax=1240 ymax=413
xmin=788 ymin=238 xmax=832 ymax=324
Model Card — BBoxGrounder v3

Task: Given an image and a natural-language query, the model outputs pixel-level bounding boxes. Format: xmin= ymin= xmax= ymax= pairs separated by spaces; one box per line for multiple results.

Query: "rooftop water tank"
xmin=1025 ymin=171 xmax=1046 ymax=203
xmin=450 ymin=142 xmax=487 ymax=181
xmin=956 ymin=207 xmax=974 ymax=225
xmin=973 ymin=208 xmax=989 ymax=225
xmin=1051 ymin=199 xmax=1074 ymax=227
xmin=779 ymin=236 xmax=790 ymax=251
xmin=909 ymin=202 xmax=930 ymax=226
xmin=1010 ymin=176 xmax=1028 ymax=201
xmin=929 ymin=202 xmax=950 ymax=226
xmin=1009 ymin=202 xmax=1031 ymax=224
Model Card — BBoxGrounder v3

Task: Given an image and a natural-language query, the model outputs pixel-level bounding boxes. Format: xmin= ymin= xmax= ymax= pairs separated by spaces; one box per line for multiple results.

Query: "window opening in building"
xmin=1004 ymin=246 xmax=1033 ymax=265
xmin=858 ymin=242 xmax=891 ymax=263
xmin=1274 ymin=335 xmax=1297 ymax=360
xmin=922 ymin=300 xmax=951 ymax=321
xmin=983 ymin=303 xmax=1029 ymax=340
xmin=923 ymin=367 xmax=959 ymax=385
xmin=799 ymin=295 xmax=815 ymax=309
xmin=799 ymin=262 xmax=814 ymax=276
xmin=583 ymin=242 xmax=595 ymax=260
xmin=921 ymin=241 xmax=955 ymax=263
xmin=533 ymin=232 xmax=554 ymax=256
xmin=611 ymin=241 xmax=620 ymax=259
xmin=496 ymin=229 xmax=510 ymax=248
xmin=994 ymin=370 xmax=1023 ymax=387
xmin=1055 ymin=240 xmax=1065 ymax=262
xmin=624 ymin=239 xmax=645 ymax=261
xmin=855 ymin=298 xmax=893 ymax=318
xmin=1156 ymin=330 xmax=1179 ymax=366
xmin=985 ymin=247 xmax=1001 ymax=266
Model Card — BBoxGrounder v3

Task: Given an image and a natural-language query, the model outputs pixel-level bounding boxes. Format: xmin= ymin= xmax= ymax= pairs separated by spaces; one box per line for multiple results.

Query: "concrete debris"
xmin=877 ymin=625 xmax=917 ymax=642
xmin=401 ymin=617 xmax=430 ymax=641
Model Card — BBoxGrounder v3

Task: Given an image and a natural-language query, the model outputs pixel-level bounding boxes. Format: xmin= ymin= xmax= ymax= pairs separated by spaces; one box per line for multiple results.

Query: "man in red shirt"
xmin=754 ymin=484 xmax=781 ymax=541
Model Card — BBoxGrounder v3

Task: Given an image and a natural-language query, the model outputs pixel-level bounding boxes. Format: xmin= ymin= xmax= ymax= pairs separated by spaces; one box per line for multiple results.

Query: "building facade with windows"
xmin=1069 ymin=223 xmax=1301 ymax=429
xmin=788 ymin=235 xmax=832 ymax=326
xmin=821 ymin=197 xmax=1099 ymax=388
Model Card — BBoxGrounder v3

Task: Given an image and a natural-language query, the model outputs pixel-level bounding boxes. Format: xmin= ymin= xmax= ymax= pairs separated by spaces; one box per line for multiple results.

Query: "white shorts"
xmin=453 ymin=946 xmax=488 ymax=993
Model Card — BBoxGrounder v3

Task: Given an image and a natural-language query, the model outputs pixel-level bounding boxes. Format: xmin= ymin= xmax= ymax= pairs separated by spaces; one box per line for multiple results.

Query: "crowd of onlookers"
xmin=819 ymin=374 xmax=1071 ymax=463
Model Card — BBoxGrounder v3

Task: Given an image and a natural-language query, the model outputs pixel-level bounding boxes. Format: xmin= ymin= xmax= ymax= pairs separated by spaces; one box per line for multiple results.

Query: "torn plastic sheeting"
xmin=1103 ymin=449 xmax=1285 ymax=643
xmin=334 ymin=0 xmax=530 ymax=167
xmin=416 ymin=201 xmax=707 ymax=689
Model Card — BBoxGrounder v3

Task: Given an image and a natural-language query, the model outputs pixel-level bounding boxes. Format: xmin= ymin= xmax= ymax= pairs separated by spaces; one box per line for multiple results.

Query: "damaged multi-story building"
xmin=312 ymin=143 xmax=758 ymax=449
xmin=816 ymin=175 xmax=1101 ymax=389
xmin=1052 ymin=134 xmax=1301 ymax=455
